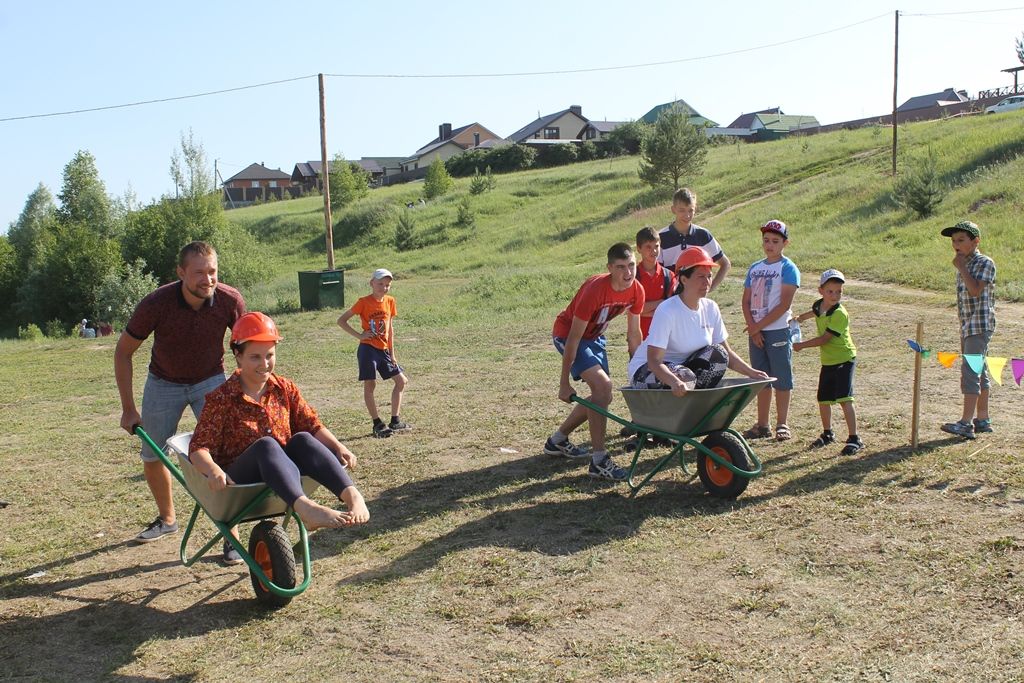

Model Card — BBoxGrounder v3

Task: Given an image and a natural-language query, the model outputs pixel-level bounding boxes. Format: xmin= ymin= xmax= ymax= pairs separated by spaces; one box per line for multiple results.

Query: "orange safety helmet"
xmin=231 ymin=312 xmax=283 ymax=345
xmin=675 ymin=245 xmax=718 ymax=272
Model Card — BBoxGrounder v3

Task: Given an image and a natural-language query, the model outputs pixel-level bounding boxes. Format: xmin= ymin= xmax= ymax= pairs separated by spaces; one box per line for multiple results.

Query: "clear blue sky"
xmin=2 ymin=1 xmax=1022 ymax=231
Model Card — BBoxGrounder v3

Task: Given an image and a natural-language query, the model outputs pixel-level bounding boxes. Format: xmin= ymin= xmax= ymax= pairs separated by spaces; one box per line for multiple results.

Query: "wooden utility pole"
xmin=319 ymin=73 xmax=336 ymax=270
xmin=891 ymin=10 xmax=899 ymax=176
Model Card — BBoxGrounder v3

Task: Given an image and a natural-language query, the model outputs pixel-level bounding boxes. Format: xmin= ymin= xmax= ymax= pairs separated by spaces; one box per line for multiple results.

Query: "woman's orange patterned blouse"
xmin=189 ymin=370 xmax=323 ymax=468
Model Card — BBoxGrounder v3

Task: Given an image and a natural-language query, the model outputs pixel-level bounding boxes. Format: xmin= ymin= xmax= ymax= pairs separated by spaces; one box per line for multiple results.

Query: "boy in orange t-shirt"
xmin=338 ymin=268 xmax=410 ymax=438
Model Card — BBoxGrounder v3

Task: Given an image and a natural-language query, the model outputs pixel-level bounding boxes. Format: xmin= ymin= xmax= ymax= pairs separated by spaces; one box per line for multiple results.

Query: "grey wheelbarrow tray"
xmin=571 ymin=376 xmax=774 ymax=498
xmin=133 ymin=426 xmax=317 ymax=606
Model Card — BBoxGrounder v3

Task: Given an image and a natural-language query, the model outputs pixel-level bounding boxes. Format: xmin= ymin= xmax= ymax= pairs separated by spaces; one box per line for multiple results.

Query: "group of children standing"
xmin=545 ymin=188 xmax=998 ymax=480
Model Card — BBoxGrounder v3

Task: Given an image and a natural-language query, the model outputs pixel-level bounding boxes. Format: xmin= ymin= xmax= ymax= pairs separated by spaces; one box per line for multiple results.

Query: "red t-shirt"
xmin=189 ymin=371 xmax=324 ymax=468
xmin=636 ymin=262 xmax=677 ymax=339
xmin=552 ymin=274 xmax=645 ymax=340
xmin=349 ymin=294 xmax=396 ymax=351
xmin=125 ymin=282 xmax=246 ymax=384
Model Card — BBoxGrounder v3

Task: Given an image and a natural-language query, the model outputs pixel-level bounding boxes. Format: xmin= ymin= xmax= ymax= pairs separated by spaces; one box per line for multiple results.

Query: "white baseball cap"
xmin=819 ymin=268 xmax=845 ymax=286
xmin=371 ymin=268 xmax=393 ymax=281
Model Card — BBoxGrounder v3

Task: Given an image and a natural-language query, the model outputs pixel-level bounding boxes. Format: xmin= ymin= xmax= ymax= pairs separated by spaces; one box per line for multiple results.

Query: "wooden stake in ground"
xmin=911 ymin=320 xmax=923 ymax=448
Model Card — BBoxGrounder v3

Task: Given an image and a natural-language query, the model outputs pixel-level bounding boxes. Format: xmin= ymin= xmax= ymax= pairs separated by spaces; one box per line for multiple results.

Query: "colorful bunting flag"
xmin=936 ymin=352 xmax=959 ymax=369
xmin=963 ymin=354 xmax=985 ymax=375
xmin=1012 ymin=358 xmax=1024 ymax=386
xmin=987 ymin=357 xmax=1008 ymax=385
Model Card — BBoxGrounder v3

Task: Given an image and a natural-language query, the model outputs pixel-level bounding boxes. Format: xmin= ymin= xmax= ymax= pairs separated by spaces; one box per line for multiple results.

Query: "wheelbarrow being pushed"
xmin=571 ymin=377 xmax=775 ymax=499
xmin=133 ymin=427 xmax=317 ymax=608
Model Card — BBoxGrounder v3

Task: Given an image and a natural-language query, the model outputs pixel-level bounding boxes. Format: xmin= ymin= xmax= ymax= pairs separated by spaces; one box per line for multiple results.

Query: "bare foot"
xmin=340 ymin=487 xmax=370 ymax=526
xmin=293 ymin=496 xmax=347 ymax=530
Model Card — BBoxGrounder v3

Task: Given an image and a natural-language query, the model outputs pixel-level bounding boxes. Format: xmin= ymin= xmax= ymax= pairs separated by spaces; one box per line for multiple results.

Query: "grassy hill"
xmin=231 ymin=110 xmax=1024 ymax=313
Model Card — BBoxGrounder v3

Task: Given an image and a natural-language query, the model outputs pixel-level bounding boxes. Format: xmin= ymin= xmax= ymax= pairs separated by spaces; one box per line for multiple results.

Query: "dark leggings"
xmin=225 ymin=432 xmax=353 ymax=506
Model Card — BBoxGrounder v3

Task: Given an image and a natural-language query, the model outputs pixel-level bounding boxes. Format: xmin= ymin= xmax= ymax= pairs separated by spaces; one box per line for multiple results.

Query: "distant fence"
xmin=223 ymin=186 xmax=303 ymax=206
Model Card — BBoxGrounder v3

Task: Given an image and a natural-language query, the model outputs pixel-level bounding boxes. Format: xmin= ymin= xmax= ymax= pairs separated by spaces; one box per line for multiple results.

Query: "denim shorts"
xmin=139 ymin=373 xmax=226 ymax=462
xmin=357 ymin=344 xmax=403 ymax=381
xmin=961 ymin=332 xmax=992 ymax=395
xmin=553 ymin=335 xmax=609 ymax=381
xmin=748 ymin=327 xmax=793 ymax=390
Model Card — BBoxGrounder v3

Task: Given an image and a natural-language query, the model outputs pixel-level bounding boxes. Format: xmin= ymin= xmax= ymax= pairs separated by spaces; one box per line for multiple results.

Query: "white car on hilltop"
xmin=985 ymin=95 xmax=1024 ymax=114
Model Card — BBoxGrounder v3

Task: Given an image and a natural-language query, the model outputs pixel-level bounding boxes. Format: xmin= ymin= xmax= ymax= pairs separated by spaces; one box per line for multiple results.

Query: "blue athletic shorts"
xmin=553 ymin=335 xmax=609 ymax=381
xmin=357 ymin=344 xmax=403 ymax=381
xmin=748 ymin=327 xmax=793 ymax=390
xmin=818 ymin=359 xmax=855 ymax=404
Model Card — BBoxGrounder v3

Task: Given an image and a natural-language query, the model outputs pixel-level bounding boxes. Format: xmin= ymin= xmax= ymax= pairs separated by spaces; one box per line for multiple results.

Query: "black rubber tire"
xmin=248 ymin=520 xmax=296 ymax=608
xmin=697 ymin=431 xmax=754 ymax=499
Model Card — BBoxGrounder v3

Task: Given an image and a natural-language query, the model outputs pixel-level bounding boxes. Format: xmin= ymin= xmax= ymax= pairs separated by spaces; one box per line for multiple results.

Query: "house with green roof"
xmin=639 ymin=99 xmax=717 ymax=128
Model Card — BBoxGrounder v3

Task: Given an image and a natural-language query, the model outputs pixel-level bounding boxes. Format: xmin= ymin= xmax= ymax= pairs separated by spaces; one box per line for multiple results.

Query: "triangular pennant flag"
xmin=937 ymin=352 xmax=959 ymax=369
xmin=907 ymin=339 xmax=923 ymax=353
xmin=987 ymin=357 xmax=1007 ymax=385
xmin=1012 ymin=358 xmax=1024 ymax=386
xmin=963 ymin=354 xmax=985 ymax=375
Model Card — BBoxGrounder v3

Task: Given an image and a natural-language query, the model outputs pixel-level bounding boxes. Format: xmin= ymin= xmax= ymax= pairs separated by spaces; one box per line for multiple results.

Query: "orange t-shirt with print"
xmin=350 ymin=294 xmax=396 ymax=351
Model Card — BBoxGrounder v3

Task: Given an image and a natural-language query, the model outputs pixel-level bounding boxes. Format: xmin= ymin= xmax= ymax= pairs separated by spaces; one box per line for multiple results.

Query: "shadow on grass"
xmin=321 ymin=448 xmax=754 ymax=586
xmin=0 ymin=541 xmax=261 ymax=681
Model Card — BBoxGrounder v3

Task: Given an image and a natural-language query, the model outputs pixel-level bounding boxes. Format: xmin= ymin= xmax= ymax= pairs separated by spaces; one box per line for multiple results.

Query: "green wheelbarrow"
xmin=133 ymin=426 xmax=317 ymax=608
xmin=571 ymin=377 xmax=774 ymax=499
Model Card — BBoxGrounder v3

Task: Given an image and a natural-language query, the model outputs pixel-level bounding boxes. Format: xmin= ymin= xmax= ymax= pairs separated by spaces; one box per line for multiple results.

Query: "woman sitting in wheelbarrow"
xmin=628 ymin=246 xmax=767 ymax=394
xmin=189 ymin=312 xmax=370 ymax=533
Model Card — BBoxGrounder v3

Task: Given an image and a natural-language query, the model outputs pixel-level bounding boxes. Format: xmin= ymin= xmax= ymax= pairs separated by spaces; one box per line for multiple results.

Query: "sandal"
xmin=775 ymin=424 xmax=792 ymax=441
xmin=742 ymin=425 xmax=772 ymax=440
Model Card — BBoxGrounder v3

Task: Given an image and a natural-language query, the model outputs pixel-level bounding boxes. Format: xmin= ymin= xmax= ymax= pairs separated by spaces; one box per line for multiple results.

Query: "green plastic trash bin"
xmin=298 ymin=269 xmax=344 ymax=311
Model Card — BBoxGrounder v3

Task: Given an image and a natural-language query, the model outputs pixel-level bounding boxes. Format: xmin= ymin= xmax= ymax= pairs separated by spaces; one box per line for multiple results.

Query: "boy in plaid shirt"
xmin=939 ymin=221 xmax=996 ymax=440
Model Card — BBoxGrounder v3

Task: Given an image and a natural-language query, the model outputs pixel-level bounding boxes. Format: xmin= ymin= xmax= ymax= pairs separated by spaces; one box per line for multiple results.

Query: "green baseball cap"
xmin=940 ymin=220 xmax=980 ymax=239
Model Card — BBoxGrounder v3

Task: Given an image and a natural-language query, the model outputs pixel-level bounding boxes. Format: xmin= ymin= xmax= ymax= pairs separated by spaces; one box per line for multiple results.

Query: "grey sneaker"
xmin=222 ymin=539 xmax=244 ymax=566
xmin=588 ymin=455 xmax=628 ymax=481
xmin=544 ymin=437 xmax=590 ymax=459
xmin=973 ymin=418 xmax=993 ymax=433
xmin=940 ymin=420 xmax=976 ymax=440
xmin=135 ymin=517 xmax=178 ymax=543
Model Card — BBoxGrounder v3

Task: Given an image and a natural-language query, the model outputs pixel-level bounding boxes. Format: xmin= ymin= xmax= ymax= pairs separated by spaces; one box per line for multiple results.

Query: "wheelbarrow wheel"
xmin=698 ymin=431 xmax=753 ymax=499
xmin=248 ymin=520 xmax=296 ymax=608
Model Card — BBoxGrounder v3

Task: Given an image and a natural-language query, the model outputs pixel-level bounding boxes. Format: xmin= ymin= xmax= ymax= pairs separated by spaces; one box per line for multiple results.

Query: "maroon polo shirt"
xmin=125 ymin=281 xmax=246 ymax=385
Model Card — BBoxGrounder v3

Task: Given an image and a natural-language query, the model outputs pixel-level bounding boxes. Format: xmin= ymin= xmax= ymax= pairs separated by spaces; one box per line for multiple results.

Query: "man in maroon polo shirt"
xmin=114 ymin=241 xmax=246 ymax=546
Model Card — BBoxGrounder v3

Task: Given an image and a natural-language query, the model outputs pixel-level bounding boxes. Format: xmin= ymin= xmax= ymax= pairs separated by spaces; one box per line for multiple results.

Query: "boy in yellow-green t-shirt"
xmin=793 ymin=269 xmax=863 ymax=455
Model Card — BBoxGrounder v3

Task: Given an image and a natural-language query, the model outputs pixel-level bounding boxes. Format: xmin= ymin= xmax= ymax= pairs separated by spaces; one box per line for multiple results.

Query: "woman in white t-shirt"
xmin=629 ymin=247 xmax=767 ymax=395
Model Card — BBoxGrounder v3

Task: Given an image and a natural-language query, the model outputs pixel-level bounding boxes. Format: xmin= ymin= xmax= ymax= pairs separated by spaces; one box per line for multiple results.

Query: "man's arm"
xmin=114 ymin=332 xmax=145 ymax=433
xmin=954 ymin=255 xmax=987 ymax=297
xmin=710 ymin=253 xmax=731 ymax=293
xmin=625 ymin=313 xmax=642 ymax=358
xmin=559 ymin=317 xmax=589 ymax=403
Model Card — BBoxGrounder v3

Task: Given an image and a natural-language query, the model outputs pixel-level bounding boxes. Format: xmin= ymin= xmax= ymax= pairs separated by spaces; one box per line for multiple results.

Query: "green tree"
xmin=57 ymin=150 xmax=114 ymax=237
xmin=605 ymin=120 xmax=650 ymax=155
xmin=1016 ymin=31 xmax=1024 ymax=64
xmin=7 ymin=183 xmax=58 ymax=275
xmin=423 ymin=157 xmax=453 ymax=199
xmin=637 ymin=110 xmax=708 ymax=191
xmin=893 ymin=148 xmax=944 ymax=218
xmin=328 ymin=154 xmax=370 ymax=210
xmin=94 ymin=258 xmax=159 ymax=327
xmin=395 ymin=210 xmax=418 ymax=251
xmin=0 ymin=237 xmax=17 ymax=335
xmin=469 ymin=168 xmax=489 ymax=195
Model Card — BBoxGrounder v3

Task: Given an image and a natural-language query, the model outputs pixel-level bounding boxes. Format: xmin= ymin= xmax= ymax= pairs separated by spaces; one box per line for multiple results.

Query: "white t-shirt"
xmin=743 ymin=256 xmax=801 ymax=331
xmin=627 ymin=296 xmax=728 ymax=377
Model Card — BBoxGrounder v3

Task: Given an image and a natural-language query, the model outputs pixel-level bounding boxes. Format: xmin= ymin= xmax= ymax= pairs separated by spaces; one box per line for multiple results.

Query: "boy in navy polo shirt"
xmin=657 ymin=187 xmax=731 ymax=292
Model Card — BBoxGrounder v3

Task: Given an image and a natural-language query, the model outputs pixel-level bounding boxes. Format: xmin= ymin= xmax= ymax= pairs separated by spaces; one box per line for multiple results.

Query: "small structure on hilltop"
xmin=639 ymin=98 xmax=717 ymax=128
xmin=222 ymin=162 xmax=294 ymax=206
xmin=897 ymin=87 xmax=969 ymax=113
xmin=707 ymin=108 xmax=819 ymax=141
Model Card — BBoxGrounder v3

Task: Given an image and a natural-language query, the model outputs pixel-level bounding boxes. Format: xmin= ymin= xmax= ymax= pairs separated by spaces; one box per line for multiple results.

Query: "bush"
xmin=395 ymin=211 xmax=418 ymax=251
xmin=18 ymin=324 xmax=44 ymax=341
xmin=424 ymin=158 xmax=454 ymax=199
xmin=328 ymin=155 xmax=370 ymax=210
xmin=488 ymin=144 xmax=536 ymax=173
xmin=94 ymin=258 xmax=159 ymax=328
xmin=578 ymin=140 xmax=600 ymax=161
xmin=469 ymin=169 xmax=489 ymax=195
xmin=334 ymin=200 xmax=396 ymax=247
xmin=536 ymin=143 xmax=579 ymax=167
xmin=446 ymin=149 xmax=490 ymax=177
xmin=893 ymin=148 xmax=944 ymax=218
xmin=605 ymin=120 xmax=650 ymax=155
xmin=44 ymin=319 xmax=70 ymax=338
xmin=456 ymin=197 xmax=476 ymax=228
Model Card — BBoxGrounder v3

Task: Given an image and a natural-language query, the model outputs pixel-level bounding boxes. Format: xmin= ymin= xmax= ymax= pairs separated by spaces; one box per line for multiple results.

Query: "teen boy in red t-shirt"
xmin=546 ymin=243 xmax=645 ymax=481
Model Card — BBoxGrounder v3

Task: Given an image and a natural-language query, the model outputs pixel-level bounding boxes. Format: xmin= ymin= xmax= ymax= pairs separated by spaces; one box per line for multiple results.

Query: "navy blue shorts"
xmin=357 ymin=344 xmax=403 ymax=381
xmin=553 ymin=335 xmax=609 ymax=381
xmin=817 ymin=359 xmax=855 ymax=404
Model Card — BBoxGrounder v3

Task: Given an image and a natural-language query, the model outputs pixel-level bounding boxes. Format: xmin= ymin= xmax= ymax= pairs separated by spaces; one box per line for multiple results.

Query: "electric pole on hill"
xmin=892 ymin=10 xmax=900 ymax=177
xmin=319 ymin=73 xmax=335 ymax=270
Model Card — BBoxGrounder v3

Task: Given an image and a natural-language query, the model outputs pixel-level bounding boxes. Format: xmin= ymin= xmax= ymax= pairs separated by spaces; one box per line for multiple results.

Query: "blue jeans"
xmin=139 ymin=373 xmax=226 ymax=462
